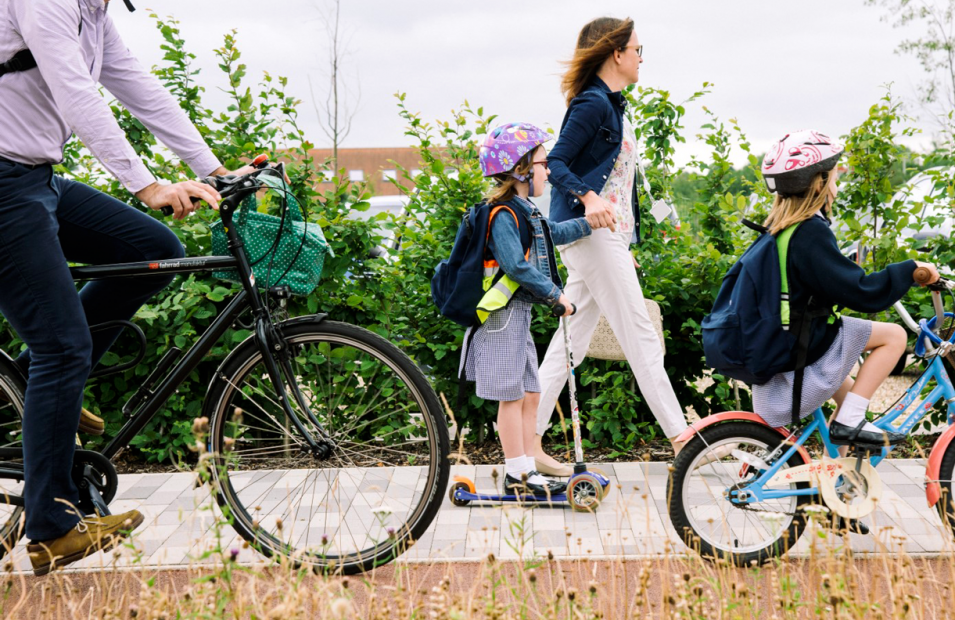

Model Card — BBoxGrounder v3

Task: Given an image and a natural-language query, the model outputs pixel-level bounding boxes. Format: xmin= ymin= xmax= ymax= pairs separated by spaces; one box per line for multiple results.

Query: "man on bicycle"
xmin=1 ymin=0 xmax=254 ymax=574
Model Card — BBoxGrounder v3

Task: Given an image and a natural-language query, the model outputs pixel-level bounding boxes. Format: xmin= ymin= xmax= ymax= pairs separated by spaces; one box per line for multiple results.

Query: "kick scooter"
xmin=448 ymin=303 xmax=612 ymax=512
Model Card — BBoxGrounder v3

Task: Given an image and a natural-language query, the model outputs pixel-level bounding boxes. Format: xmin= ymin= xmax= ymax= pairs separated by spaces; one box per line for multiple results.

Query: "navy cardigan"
xmin=786 ymin=215 xmax=916 ymax=367
xmin=547 ymin=77 xmax=640 ymax=242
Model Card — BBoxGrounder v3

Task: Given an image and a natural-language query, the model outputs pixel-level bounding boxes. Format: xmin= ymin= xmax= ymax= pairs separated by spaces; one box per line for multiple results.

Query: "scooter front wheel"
xmin=567 ymin=473 xmax=603 ymax=512
xmin=449 ymin=479 xmax=474 ymax=507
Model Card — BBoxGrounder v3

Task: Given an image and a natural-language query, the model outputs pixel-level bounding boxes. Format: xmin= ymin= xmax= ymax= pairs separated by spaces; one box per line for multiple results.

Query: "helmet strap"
xmin=512 ymin=169 xmax=534 ymax=196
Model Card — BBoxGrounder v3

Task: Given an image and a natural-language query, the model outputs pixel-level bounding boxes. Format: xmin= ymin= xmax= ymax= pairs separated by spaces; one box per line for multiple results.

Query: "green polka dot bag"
xmin=210 ymin=175 xmax=333 ymax=296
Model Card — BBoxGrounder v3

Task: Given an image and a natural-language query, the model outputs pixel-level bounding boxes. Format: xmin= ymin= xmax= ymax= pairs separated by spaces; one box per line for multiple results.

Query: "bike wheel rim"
xmin=209 ymin=330 xmax=440 ymax=567
xmin=680 ymin=437 xmax=799 ymax=555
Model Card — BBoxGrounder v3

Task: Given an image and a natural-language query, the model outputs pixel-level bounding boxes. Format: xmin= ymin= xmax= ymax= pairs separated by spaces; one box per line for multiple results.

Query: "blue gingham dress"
xmin=461 ymin=299 xmax=541 ymax=401
xmin=752 ymin=316 xmax=872 ymax=427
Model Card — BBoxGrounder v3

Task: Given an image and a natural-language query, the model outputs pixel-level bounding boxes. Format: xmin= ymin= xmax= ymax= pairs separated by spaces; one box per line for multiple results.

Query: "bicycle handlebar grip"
xmin=158 ymin=177 xmax=222 ymax=216
xmin=915 ymin=265 xmax=938 ymax=286
xmin=552 ymin=303 xmax=578 ymax=317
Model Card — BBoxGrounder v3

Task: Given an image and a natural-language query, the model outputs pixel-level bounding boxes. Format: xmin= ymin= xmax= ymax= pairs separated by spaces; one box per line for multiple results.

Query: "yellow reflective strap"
xmin=776 ymin=223 xmax=800 ymax=328
xmin=476 ymin=275 xmax=521 ymax=323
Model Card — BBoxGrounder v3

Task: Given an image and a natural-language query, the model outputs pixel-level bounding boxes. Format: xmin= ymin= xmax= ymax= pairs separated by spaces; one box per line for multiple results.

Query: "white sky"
xmin=118 ymin=0 xmax=935 ymax=166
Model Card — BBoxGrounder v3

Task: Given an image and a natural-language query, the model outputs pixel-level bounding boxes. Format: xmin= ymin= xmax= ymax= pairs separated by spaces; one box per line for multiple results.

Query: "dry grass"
xmin=2 ymin=537 xmax=955 ymax=619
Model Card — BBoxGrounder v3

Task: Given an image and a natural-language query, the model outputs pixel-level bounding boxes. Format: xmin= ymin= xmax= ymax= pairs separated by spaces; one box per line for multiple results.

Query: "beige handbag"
xmin=586 ymin=299 xmax=666 ymax=361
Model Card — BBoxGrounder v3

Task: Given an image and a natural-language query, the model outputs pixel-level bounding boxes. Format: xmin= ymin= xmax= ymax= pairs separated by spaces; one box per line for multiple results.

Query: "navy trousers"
xmin=0 ymin=160 xmax=183 ymax=541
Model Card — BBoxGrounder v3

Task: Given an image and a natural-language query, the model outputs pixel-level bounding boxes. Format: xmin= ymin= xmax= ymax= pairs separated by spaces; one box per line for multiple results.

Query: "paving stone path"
xmin=7 ymin=459 xmax=953 ymax=574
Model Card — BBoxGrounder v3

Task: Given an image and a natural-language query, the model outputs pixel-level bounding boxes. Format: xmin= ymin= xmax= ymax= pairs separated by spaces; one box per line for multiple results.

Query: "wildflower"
xmin=528 ymin=569 xmax=537 ymax=583
xmin=330 ymin=597 xmax=353 ymax=618
xmin=229 ymin=548 xmax=239 ymax=562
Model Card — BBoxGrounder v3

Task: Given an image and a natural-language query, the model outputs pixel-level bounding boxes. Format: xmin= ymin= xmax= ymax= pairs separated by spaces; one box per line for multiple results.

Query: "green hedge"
xmin=1 ymin=17 xmax=948 ymax=463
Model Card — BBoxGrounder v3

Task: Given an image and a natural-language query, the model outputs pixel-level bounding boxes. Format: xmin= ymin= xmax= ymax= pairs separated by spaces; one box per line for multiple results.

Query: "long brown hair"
xmin=763 ymin=171 xmax=834 ymax=235
xmin=560 ymin=17 xmax=634 ymax=106
xmin=485 ymin=148 xmax=538 ymax=204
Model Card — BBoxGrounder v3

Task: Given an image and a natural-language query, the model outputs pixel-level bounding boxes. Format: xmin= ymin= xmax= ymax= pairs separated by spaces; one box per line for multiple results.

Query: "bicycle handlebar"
xmin=158 ymin=155 xmax=277 ymax=216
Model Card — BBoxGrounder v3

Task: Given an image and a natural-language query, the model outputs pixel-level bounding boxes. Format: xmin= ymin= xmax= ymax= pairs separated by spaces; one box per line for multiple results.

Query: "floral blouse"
xmin=598 ymin=114 xmax=637 ymax=234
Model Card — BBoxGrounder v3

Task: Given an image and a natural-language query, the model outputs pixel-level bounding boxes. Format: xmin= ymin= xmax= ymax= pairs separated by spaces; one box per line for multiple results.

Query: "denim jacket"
xmin=487 ymin=196 xmax=591 ymax=305
xmin=547 ymin=77 xmax=641 ymax=242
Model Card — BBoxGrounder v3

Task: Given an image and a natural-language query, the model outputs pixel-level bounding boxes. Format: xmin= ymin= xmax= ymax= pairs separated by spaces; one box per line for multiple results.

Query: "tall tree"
xmin=309 ymin=0 xmax=361 ymax=171
xmin=867 ymin=0 xmax=955 ymax=125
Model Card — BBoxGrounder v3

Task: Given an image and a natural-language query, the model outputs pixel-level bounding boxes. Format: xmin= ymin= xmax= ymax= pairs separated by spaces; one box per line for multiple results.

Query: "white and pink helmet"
xmin=762 ymin=130 xmax=844 ymax=196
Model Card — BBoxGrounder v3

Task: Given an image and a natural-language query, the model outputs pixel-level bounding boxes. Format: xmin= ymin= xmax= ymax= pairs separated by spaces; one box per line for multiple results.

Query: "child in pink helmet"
xmin=463 ymin=122 xmax=596 ymax=496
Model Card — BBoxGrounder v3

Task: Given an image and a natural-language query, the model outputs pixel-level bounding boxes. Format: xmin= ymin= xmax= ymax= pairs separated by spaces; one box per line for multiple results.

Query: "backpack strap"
xmin=776 ymin=224 xmax=800 ymax=330
xmin=777 ymin=222 xmax=835 ymax=428
xmin=483 ymin=205 xmax=531 ymax=278
xmin=0 ymin=19 xmax=84 ymax=79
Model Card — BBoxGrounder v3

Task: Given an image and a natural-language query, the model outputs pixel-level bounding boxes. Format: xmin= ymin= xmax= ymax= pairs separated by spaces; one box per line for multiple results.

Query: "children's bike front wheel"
xmin=667 ymin=421 xmax=812 ymax=566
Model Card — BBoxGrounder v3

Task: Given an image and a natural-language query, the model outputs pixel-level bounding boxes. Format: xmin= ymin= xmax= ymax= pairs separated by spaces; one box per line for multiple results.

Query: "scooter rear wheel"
xmin=567 ymin=473 xmax=602 ymax=513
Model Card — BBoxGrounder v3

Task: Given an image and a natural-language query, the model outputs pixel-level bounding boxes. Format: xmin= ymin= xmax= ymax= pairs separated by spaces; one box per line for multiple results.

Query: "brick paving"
xmin=5 ymin=458 xmax=953 ymax=574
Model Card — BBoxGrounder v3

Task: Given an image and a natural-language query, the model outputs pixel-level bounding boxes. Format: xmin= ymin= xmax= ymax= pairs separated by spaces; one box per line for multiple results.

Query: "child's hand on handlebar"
xmin=914 ymin=261 xmax=941 ymax=286
xmin=555 ymin=294 xmax=575 ymax=317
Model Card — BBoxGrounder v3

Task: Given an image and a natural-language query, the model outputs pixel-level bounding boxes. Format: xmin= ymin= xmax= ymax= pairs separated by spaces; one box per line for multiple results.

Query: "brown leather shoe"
xmin=0 ymin=388 xmax=102 ymax=435
xmin=78 ymin=407 xmax=105 ymax=436
xmin=27 ymin=509 xmax=144 ymax=576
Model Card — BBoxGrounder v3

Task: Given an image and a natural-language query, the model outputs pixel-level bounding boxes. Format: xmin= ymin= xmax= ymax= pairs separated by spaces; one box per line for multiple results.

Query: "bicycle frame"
xmin=733 ymin=347 xmax=955 ymax=507
xmin=0 ymin=174 xmax=329 ymax=473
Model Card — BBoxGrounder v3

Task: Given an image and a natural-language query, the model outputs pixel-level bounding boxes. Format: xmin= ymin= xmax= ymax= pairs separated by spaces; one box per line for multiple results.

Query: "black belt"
xmin=0 ymin=156 xmax=48 ymax=170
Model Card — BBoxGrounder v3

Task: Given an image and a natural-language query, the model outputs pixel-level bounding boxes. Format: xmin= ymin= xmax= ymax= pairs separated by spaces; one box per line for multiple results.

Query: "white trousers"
xmin=536 ymin=228 xmax=688 ymax=439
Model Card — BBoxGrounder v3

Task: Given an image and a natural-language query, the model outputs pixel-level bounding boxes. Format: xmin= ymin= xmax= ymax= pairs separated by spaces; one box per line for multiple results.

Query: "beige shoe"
xmin=533 ymin=435 xmax=573 ymax=477
xmin=534 ymin=458 xmax=574 ymax=477
xmin=27 ymin=509 xmax=144 ymax=576
xmin=78 ymin=407 xmax=105 ymax=436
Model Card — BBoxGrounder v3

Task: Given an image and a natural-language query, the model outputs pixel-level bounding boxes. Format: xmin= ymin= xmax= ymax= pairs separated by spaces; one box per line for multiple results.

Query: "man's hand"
xmin=136 ymin=180 xmax=221 ymax=220
xmin=581 ymin=191 xmax=617 ymax=232
xmin=210 ymin=163 xmax=290 ymax=182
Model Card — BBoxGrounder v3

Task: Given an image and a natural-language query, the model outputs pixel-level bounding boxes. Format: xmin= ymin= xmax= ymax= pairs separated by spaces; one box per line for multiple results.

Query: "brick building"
xmin=308 ymin=147 xmax=423 ymax=196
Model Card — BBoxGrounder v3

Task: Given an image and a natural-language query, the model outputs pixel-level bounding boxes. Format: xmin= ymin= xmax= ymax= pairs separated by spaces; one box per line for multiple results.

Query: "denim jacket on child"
xmin=487 ymin=196 xmax=591 ymax=305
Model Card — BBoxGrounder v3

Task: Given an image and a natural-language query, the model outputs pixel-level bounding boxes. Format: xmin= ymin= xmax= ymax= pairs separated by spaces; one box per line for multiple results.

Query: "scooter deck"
xmin=451 ymin=471 xmax=612 ymax=505
xmin=454 ymin=490 xmax=569 ymax=503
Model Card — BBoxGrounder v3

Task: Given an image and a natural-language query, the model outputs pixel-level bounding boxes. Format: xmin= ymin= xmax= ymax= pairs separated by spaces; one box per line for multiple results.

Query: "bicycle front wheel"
xmin=205 ymin=319 xmax=449 ymax=574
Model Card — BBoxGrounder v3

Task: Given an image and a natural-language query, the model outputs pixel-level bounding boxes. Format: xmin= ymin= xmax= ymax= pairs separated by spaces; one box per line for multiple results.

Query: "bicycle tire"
xmin=668 ymin=421 xmax=811 ymax=566
xmin=0 ymin=362 xmax=25 ymax=560
xmin=204 ymin=318 xmax=449 ymax=574
xmin=934 ymin=439 xmax=955 ymax=536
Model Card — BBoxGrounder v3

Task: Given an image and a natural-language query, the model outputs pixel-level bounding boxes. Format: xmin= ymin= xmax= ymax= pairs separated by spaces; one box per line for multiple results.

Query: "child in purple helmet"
xmin=463 ymin=122 xmax=598 ymax=496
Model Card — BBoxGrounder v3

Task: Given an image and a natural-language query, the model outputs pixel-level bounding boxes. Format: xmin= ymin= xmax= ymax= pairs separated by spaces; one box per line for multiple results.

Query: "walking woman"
xmin=533 ymin=17 xmax=689 ymax=476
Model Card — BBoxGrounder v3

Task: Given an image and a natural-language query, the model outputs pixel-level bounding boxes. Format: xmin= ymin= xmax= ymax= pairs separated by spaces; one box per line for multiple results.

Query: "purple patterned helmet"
xmin=479 ymin=122 xmax=552 ymax=177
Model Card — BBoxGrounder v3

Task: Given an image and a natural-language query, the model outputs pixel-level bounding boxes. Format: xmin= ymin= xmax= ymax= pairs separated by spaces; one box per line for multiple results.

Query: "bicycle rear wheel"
xmin=668 ymin=422 xmax=811 ymax=566
xmin=205 ymin=319 xmax=449 ymax=574
xmin=0 ymin=363 xmax=25 ymax=560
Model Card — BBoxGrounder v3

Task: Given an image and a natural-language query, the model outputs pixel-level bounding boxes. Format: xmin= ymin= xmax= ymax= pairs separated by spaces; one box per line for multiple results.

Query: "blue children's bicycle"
xmin=669 ymin=270 xmax=955 ymax=565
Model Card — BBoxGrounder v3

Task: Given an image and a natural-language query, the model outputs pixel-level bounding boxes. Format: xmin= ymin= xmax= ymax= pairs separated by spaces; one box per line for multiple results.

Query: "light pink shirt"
xmin=0 ymin=0 xmax=220 ymax=193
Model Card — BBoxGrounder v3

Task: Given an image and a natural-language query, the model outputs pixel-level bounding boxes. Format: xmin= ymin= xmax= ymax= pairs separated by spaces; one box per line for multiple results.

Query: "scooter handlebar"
xmin=552 ymin=303 xmax=577 ymax=317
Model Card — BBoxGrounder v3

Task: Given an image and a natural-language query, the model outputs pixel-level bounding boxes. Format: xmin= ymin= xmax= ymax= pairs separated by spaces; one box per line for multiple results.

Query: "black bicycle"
xmin=0 ymin=164 xmax=450 ymax=574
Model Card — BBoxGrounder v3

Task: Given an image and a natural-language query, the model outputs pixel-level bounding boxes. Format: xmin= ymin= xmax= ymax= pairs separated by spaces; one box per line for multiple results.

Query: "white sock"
xmin=505 ymin=456 xmax=527 ymax=479
xmin=834 ymin=392 xmax=880 ymax=433
xmin=524 ymin=455 xmax=547 ymax=485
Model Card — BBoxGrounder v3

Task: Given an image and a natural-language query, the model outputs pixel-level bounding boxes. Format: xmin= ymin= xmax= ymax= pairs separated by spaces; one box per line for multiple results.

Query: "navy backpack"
xmin=431 ymin=202 xmax=530 ymax=328
xmin=702 ymin=220 xmax=831 ymax=427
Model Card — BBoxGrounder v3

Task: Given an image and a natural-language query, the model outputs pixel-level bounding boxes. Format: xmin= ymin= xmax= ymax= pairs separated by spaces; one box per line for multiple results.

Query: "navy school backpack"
xmin=702 ymin=220 xmax=832 ymax=426
xmin=431 ymin=202 xmax=531 ymax=328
